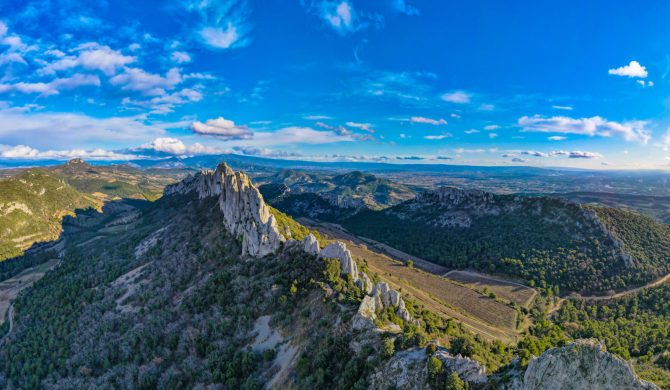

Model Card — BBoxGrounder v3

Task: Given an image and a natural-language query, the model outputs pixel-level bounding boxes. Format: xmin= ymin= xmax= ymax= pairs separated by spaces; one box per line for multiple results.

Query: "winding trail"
xmin=548 ymin=272 xmax=670 ymax=315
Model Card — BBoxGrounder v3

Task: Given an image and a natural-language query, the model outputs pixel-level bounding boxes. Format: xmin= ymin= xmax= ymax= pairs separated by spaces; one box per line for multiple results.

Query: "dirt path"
xmin=548 ymin=272 xmax=670 ymax=315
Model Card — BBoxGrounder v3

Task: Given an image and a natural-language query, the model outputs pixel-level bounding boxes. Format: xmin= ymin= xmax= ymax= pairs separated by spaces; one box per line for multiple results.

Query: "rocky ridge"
xmin=164 ymin=163 xmax=285 ymax=257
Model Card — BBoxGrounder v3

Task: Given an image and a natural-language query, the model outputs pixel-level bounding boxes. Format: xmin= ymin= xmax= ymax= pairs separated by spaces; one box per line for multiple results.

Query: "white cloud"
xmin=484 ymin=124 xmax=499 ymax=131
xmin=247 ymin=126 xmax=354 ymax=146
xmin=39 ymin=43 xmax=136 ymax=76
xmin=346 ymin=121 xmax=373 ymax=132
xmin=304 ymin=114 xmax=332 ymax=120
xmin=410 ymin=116 xmax=447 ymax=125
xmin=441 ymin=90 xmax=471 ymax=104
xmin=0 ymin=21 xmax=7 ymax=37
xmin=552 ymin=105 xmax=573 ymax=111
xmin=317 ymin=1 xmax=364 ymax=35
xmin=0 ymin=108 xmax=166 ymax=148
xmin=191 ymin=117 xmax=253 ymax=140
xmin=608 ymin=60 xmax=648 ymax=78
xmin=171 ymin=51 xmax=192 ymax=64
xmin=450 ymin=113 xmax=461 ymax=118
xmin=424 ymin=133 xmax=451 ymax=140
xmin=200 ymin=24 xmax=243 ymax=49
xmin=0 ymin=144 xmax=135 ymax=160
xmin=185 ymin=0 xmax=251 ymax=50
xmin=518 ymin=115 xmax=650 ymax=143
xmin=0 ymin=74 xmax=100 ymax=96
xmin=122 ymin=88 xmax=203 ymax=114
xmin=140 ymin=137 xmax=219 ymax=155
xmin=488 ymin=133 xmax=498 ymax=138
xmin=110 ymin=67 xmax=182 ymax=95
xmin=567 ymin=151 xmax=602 ymax=159
xmin=464 ymin=129 xmax=479 ymax=134
xmin=548 ymin=136 xmax=566 ymax=141
xmin=637 ymin=80 xmax=654 ymax=88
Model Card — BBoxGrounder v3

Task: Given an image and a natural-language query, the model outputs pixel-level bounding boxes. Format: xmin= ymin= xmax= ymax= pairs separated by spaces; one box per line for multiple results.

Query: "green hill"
xmin=344 ymin=187 xmax=670 ymax=294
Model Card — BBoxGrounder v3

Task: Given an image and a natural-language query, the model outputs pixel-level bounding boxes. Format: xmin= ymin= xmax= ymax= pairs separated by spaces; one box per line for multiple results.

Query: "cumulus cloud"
xmin=139 ymin=137 xmax=219 ymax=155
xmin=110 ymin=67 xmax=182 ymax=95
xmin=608 ymin=60 xmax=648 ymax=78
xmin=464 ymin=129 xmax=479 ymax=134
xmin=0 ymin=74 xmax=100 ymax=96
xmin=511 ymin=157 xmax=527 ymax=163
xmin=410 ymin=116 xmax=447 ymax=125
xmin=303 ymin=114 xmax=332 ymax=120
xmin=436 ymin=156 xmax=452 ymax=160
xmin=567 ymin=151 xmax=602 ymax=159
xmin=488 ymin=133 xmax=498 ymax=139
xmin=484 ymin=124 xmax=499 ymax=131
xmin=39 ymin=43 xmax=136 ymax=76
xmin=518 ymin=115 xmax=650 ymax=143
xmin=191 ymin=117 xmax=253 ymax=140
xmin=396 ymin=156 xmax=424 ymax=160
xmin=441 ymin=90 xmax=471 ymax=104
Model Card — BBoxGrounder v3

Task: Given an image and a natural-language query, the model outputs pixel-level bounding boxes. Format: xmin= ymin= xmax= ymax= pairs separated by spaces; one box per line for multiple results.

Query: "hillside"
xmin=344 ymin=187 xmax=670 ymax=294
xmin=0 ymin=169 xmax=101 ymax=261
xmin=0 ymin=160 xmax=188 ymax=261
xmin=257 ymin=169 xmax=417 ymax=210
xmin=0 ymin=163 xmax=660 ymax=389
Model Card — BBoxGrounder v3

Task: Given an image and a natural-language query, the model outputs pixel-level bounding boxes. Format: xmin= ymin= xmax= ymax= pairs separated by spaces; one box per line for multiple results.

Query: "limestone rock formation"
xmin=302 ymin=233 xmax=320 ymax=255
xmin=433 ymin=348 xmax=488 ymax=385
xmin=320 ymin=241 xmax=358 ymax=281
xmin=511 ymin=339 xmax=658 ymax=390
xmin=352 ymin=281 xmax=415 ymax=330
xmin=164 ymin=163 xmax=284 ymax=257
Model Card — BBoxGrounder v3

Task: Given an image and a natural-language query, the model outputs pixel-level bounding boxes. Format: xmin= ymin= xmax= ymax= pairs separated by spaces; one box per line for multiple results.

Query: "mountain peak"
xmin=65 ymin=158 xmax=88 ymax=166
xmin=165 ymin=162 xmax=285 ymax=257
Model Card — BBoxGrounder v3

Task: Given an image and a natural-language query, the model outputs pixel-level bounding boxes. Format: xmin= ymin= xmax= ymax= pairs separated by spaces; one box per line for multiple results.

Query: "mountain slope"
xmin=344 ymin=187 xmax=670 ymax=294
xmin=0 ymin=159 xmax=188 ymax=261
xmin=258 ymin=169 xmax=417 ymax=210
xmin=0 ymin=168 xmax=101 ymax=260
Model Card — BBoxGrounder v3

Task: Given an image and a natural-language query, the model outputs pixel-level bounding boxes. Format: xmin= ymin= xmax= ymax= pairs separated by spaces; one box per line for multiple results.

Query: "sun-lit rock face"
xmin=513 ymin=339 xmax=658 ymax=390
xmin=164 ymin=163 xmax=284 ymax=257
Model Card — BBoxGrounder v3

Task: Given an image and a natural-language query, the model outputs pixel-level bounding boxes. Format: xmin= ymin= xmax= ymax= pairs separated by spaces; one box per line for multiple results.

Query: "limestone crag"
xmin=164 ymin=163 xmax=284 ymax=257
xmin=300 ymin=234 xmax=359 ymax=281
xmin=352 ymin=281 xmax=414 ymax=330
xmin=511 ymin=339 xmax=658 ymax=390
xmin=368 ymin=349 xmax=429 ymax=390
xmin=433 ymin=348 xmax=487 ymax=385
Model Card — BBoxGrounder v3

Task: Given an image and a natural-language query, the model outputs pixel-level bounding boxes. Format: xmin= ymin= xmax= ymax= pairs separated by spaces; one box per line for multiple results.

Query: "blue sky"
xmin=1 ymin=0 xmax=670 ymax=169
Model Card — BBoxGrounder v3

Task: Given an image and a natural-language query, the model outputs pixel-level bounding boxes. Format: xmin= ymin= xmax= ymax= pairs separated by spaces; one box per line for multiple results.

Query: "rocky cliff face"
xmin=164 ymin=163 xmax=284 ymax=257
xmin=510 ymin=339 xmax=658 ymax=390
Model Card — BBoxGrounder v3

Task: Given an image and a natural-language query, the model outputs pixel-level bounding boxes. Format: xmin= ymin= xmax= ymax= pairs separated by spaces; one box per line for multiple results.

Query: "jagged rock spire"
xmin=164 ymin=162 xmax=284 ymax=257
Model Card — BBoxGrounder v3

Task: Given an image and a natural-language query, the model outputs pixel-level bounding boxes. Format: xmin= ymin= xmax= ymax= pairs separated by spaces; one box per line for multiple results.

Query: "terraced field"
xmin=444 ymin=270 xmax=537 ymax=308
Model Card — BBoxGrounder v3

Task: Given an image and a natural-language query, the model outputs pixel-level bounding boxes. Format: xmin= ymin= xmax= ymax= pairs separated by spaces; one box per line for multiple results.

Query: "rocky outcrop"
xmin=164 ymin=163 xmax=284 ymax=257
xmin=433 ymin=348 xmax=487 ymax=385
xmin=352 ymin=281 xmax=415 ymax=330
xmin=301 ymin=235 xmax=359 ymax=281
xmin=510 ymin=339 xmax=658 ymax=390
xmin=369 ymin=349 xmax=429 ymax=390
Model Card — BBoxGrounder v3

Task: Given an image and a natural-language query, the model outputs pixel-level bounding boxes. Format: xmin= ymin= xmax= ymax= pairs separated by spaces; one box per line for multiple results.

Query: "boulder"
xmin=433 ymin=348 xmax=488 ymax=385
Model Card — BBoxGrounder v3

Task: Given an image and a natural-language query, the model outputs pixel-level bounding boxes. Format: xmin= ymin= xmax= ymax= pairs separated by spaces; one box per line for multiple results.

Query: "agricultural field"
xmin=304 ymin=219 xmax=524 ymax=343
xmin=444 ymin=270 xmax=537 ymax=308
